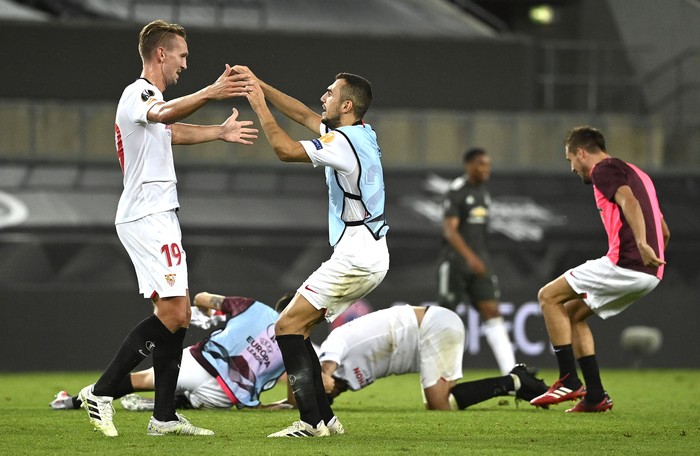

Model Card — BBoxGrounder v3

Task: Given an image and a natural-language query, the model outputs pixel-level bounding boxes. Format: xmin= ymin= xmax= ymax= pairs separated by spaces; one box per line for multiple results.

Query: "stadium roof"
xmin=0 ymin=0 xmax=50 ymax=20
xmin=3 ymin=0 xmax=498 ymax=39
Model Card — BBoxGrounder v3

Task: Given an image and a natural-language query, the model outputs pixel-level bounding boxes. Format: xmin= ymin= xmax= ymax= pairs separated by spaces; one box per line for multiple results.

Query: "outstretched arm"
xmin=148 ymin=64 xmax=252 ymax=125
xmin=244 ymin=81 xmax=311 ymax=163
xmin=233 ymin=65 xmax=321 ymax=134
xmin=193 ymin=291 xmax=225 ymax=313
xmin=258 ymin=396 xmax=295 ymax=410
xmin=614 ymin=185 xmax=666 ymax=267
xmin=171 ymin=108 xmax=258 ymax=145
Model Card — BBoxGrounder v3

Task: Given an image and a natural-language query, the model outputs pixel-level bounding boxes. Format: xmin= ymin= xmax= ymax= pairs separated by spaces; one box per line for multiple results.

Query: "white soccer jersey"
xmin=114 ymin=78 xmax=179 ymax=224
xmin=318 ymin=305 xmax=421 ymax=390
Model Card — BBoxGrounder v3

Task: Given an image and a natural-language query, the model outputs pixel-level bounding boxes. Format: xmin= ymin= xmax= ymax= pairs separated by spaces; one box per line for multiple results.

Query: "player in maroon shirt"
xmin=530 ymin=126 xmax=670 ymax=412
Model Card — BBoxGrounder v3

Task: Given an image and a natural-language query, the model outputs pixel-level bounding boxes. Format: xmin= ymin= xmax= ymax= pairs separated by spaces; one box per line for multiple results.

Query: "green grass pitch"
xmin=1 ymin=369 xmax=698 ymax=455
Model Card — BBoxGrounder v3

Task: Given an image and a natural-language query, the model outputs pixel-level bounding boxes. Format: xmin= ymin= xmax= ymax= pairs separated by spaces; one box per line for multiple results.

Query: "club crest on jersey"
xmin=164 ymin=273 xmax=176 ymax=287
xmin=141 ymin=89 xmax=155 ymax=102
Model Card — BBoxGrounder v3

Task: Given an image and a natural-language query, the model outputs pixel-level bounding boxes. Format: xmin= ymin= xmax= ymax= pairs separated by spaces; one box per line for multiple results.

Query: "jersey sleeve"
xmin=318 ymin=332 xmax=347 ymax=366
xmin=220 ymin=296 xmax=256 ymax=318
xmin=123 ymin=82 xmax=163 ymax=125
xmin=442 ymin=189 xmax=462 ymax=219
xmin=591 ymin=161 xmax=627 ymax=202
xmin=300 ymin=128 xmax=357 ymax=174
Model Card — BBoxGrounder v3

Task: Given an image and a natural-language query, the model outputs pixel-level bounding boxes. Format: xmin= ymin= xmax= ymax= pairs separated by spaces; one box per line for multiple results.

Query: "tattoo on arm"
xmin=210 ymin=296 xmax=224 ymax=310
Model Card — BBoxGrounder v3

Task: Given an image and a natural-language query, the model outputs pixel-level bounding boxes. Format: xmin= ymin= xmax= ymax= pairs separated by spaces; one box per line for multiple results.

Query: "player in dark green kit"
xmin=437 ymin=148 xmax=516 ymax=374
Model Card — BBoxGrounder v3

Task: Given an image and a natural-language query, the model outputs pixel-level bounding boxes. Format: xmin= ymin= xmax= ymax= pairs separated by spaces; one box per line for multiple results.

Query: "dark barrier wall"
xmin=0 ymin=21 xmax=534 ymax=110
xmin=3 ymin=235 xmax=697 ymax=372
xmin=1 ymin=168 xmax=698 ymax=371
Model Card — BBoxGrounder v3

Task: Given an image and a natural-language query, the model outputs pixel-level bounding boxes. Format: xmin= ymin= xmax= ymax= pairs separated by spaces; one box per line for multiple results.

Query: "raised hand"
xmin=231 ymin=65 xmax=259 ymax=83
xmin=219 ymin=108 xmax=258 ymax=145
xmin=207 ymin=64 xmax=253 ymax=100
xmin=244 ymin=80 xmax=267 ymax=115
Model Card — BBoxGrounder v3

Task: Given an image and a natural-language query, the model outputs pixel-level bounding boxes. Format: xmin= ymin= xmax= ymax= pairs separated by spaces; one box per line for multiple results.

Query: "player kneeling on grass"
xmin=274 ymin=304 xmax=548 ymax=411
xmin=52 ymin=292 xmax=291 ymax=412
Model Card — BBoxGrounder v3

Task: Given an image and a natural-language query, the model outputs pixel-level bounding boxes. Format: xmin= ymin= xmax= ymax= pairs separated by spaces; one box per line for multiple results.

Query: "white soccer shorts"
xmin=116 ymin=210 xmax=188 ymax=299
xmin=418 ymin=306 xmax=465 ymax=389
xmin=176 ymin=348 xmax=232 ymax=409
xmin=298 ymin=227 xmax=389 ymax=323
xmin=564 ymin=256 xmax=660 ymax=320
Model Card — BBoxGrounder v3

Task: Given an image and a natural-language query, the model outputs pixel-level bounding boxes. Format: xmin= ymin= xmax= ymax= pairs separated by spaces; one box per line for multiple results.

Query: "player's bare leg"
xmin=530 ymin=277 xmax=586 ymax=407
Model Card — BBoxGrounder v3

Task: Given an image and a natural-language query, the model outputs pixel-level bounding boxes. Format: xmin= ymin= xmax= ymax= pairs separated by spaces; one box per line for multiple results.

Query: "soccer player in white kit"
xmin=321 ymin=305 xmax=464 ymax=409
xmin=55 ymin=292 xmax=287 ymax=412
xmin=77 ymin=20 xmax=257 ymax=437
xmin=237 ymin=65 xmax=389 ymax=437
xmin=316 ymin=305 xmax=547 ymax=410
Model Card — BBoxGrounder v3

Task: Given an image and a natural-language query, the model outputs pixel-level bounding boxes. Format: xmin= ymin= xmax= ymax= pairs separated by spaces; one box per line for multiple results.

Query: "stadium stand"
xmin=1 ymin=0 xmax=699 ymax=371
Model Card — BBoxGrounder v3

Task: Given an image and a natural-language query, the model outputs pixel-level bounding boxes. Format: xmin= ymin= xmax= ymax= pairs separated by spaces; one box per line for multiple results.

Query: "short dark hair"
xmin=463 ymin=147 xmax=486 ymax=163
xmin=565 ymin=126 xmax=606 ymax=153
xmin=274 ymin=292 xmax=295 ymax=313
xmin=336 ymin=73 xmax=372 ymax=120
xmin=138 ymin=20 xmax=187 ymax=61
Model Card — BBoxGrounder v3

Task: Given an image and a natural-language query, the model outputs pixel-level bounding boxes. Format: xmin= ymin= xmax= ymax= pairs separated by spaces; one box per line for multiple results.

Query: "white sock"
xmin=482 ymin=317 xmax=516 ymax=375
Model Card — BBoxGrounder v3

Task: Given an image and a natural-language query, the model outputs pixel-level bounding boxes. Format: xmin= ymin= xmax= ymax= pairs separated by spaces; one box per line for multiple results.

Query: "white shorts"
xmin=116 ymin=210 xmax=188 ymax=299
xmin=299 ymin=226 xmax=389 ymax=323
xmin=418 ymin=306 xmax=465 ymax=389
xmin=176 ymin=347 xmax=232 ymax=409
xmin=564 ymin=256 xmax=660 ymax=320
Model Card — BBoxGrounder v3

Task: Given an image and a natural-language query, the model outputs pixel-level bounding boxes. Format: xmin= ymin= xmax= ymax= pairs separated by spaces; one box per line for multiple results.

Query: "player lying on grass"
xmin=274 ymin=304 xmax=548 ymax=410
xmin=52 ymin=292 xmax=289 ymax=411
xmin=53 ymin=296 xmax=546 ymax=412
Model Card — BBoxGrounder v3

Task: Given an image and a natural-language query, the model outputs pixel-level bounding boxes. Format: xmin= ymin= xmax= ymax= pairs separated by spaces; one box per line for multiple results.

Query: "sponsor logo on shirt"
xmin=353 ymin=366 xmax=372 ymax=387
xmin=469 ymin=206 xmax=488 ymax=221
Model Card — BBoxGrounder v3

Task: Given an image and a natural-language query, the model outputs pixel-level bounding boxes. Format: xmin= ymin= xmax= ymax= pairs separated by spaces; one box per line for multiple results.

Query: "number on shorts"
xmin=160 ymin=243 xmax=182 ymax=267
